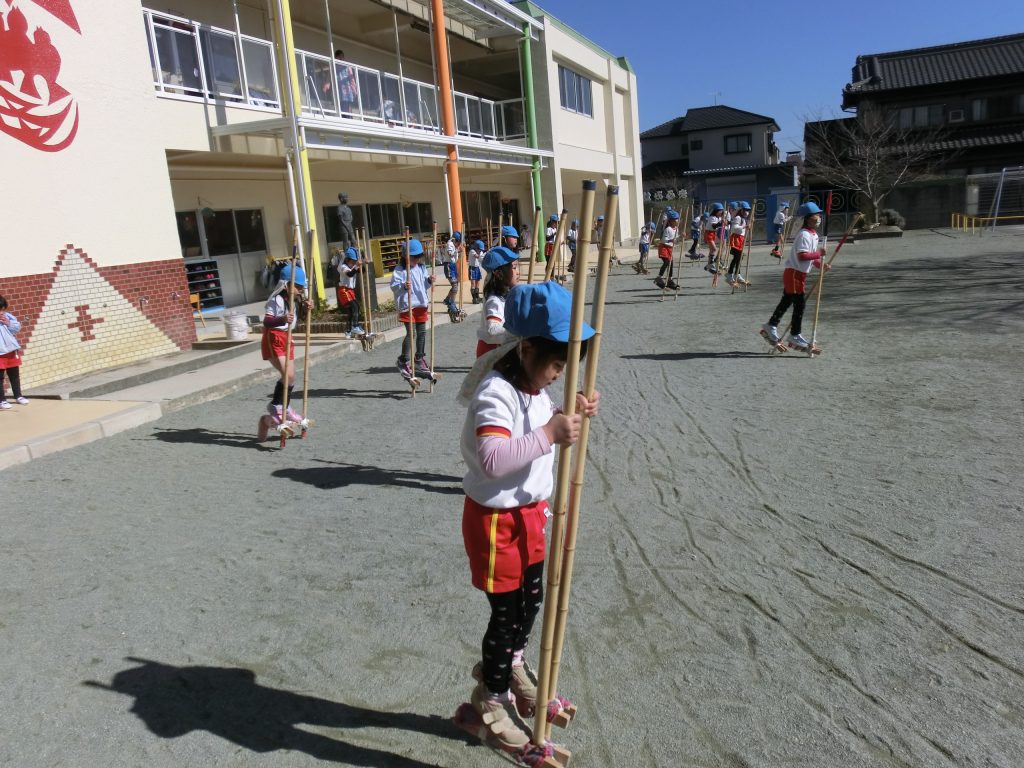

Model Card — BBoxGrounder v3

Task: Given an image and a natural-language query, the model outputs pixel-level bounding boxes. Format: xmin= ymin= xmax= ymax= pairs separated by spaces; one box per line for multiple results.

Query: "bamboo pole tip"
xmin=583 ymin=180 xmax=596 ymax=191
xmin=607 ymin=186 xmax=619 ymax=195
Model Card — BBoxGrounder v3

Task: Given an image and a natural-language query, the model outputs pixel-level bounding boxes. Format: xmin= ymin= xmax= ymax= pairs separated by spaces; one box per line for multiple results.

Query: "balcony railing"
xmin=143 ymin=8 xmax=526 ymax=142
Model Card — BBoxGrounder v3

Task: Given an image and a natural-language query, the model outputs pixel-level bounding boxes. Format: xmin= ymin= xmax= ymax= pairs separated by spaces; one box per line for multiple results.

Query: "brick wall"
xmin=0 ymin=245 xmax=197 ymax=389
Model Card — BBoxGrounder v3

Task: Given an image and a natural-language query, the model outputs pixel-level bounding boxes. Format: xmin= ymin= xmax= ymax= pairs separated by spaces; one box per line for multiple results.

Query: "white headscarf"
xmin=456 ymin=337 xmax=521 ymax=406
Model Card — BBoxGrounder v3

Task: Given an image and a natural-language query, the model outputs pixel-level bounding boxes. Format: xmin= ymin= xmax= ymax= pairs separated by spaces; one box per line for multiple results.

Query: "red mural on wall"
xmin=0 ymin=0 xmax=81 ymax=152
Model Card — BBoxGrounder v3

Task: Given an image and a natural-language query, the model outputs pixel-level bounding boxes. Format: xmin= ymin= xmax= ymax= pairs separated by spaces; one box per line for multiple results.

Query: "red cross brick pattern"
xmin=67 ymin=304 xmax=104 ymax=341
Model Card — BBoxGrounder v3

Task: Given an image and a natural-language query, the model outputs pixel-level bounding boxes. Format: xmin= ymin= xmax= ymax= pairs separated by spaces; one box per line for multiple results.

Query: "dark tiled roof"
xmin=844 ymin=33 xmax=1024 ymax=97
xmin=911 ymin=122 xmax=1024 ymax=152
xmin=641 ymin=105 xmax=779 ymax=138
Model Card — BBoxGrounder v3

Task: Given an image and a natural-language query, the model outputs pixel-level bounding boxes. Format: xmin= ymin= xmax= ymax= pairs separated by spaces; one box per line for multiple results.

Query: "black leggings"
xmin=481 ymin=561 xmax=544 ymax=694
xmin=727 ymin=248 xmax=743 ymax=276
xmin=401 ymin=321 xmax=426 ymax=360
xmin=1 ymin=365 xmax=22 ymax=400
xmin=658 ymin=259 xmax=673 ymax=278
xmin=769 ymin=292 xmax=806 ymax=335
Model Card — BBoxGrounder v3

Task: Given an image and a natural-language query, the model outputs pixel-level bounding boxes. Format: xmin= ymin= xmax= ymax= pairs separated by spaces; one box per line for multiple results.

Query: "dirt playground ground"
xmin=1 ymin=228 xmax=1022 ymax=768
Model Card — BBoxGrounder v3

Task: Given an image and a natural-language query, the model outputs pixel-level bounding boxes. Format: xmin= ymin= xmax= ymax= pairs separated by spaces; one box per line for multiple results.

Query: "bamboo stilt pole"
xmin=733 ymin=206 xmax=756 ymax=295
xmin=300 ymin=227 xmax=314 ymax=437
xmin=404 ymin=227 xmax=416 ymax=397
xmin=673 ymin=202 xmax=690 ymax=300
xmin=532 ymin=180 xmax=597 ymax=749
xmin=362 ymin=228 xmax=376 ymax=341
xmin=457 ymin=222 xmax=466 ymax=312
xmin=543 ymin=186 xmax=617 ymax=740
xmin=428 ymin=222 xmax=438 ymax=394
xmin=279 ymin=226 xmax=299 ymax=448
xmin=526 ymin=206 xmax=542 ymax=284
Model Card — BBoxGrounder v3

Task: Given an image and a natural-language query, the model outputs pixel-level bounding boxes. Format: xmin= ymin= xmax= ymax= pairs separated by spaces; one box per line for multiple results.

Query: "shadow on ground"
xmin=146 ymin=428 xmax=265 ymax=448
xmin=273 ymin=460 xmax=463 ymax=494
xmin=84 ymin=658 xmax=461 ymax=767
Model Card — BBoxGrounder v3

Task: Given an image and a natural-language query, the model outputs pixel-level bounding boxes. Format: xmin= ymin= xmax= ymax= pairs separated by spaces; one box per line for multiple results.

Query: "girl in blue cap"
xmin=476 ymin=246 xmax=519 ymax=358
xmin=336 ymin=247 xmax=365 ymax=337
xmin=726 ymin=201 xmax=751 ymax=287
xmin=544 ymin=214 xmax=558 ymax=260
xmin=468 ymin=239 xmax=485 ymax=304
xmin=566 ymin=220 xmax=579 ymax=273
xmin=771 ymin=201 xmax=791 ymax=260
xmin=761 ymin=202 xmax=830 ymax=352
xmin=443 ymin=231 xmax=463 ymax=321
xmin=390 ymin=238 xmax=435 ymax=382
xmin=636 ymin=219 xmax=654 ymax=274
xmin=456 ymin=281 xmax=599 ymax=757
xmin=257 ymin=263 xmax=307 ymax=440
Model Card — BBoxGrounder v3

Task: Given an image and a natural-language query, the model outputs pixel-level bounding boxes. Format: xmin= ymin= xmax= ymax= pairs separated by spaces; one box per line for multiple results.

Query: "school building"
xmin=0 ymin=0 xmax=642 ymax=389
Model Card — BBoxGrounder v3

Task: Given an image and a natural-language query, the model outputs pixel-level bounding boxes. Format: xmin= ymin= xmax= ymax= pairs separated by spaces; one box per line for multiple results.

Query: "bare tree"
xmin=803 ymin=105 xmax=944 ymax=225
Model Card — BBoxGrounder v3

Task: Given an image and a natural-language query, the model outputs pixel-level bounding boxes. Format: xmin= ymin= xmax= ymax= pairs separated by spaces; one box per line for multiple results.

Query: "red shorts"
xmin=398 ymin=306 xmax=429 ymax=323
xmin=336 ymin=286 xmax=356 ymax=306
xmin=729 ymin=234 xmax=745 ymax=251
xmin=658 ymin=243 xmax=674 ymax=260
xmin=783 ymin=267 xmax=808 ymax=294
xmin=261 ymin=328 xmax=294 ymax=361
xmin=476 ymin=339 xmax=499 ymax=358
xmin=462 ymin=496 xmax=548 ymax=593
xmin=703 ymin=231 xmax=716 ymax=245
xmin=545 ymin=243 xmax=554 ymax=257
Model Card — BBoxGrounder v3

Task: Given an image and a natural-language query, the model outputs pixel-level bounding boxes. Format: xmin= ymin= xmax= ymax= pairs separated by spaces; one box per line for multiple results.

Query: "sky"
xmin=525 ymin=0 xmax=1024 ymax=153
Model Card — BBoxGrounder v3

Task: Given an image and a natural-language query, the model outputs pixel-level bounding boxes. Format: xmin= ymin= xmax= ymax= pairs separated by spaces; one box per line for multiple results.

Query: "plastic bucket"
xmin=223 ymin=313 xmax=250 ymax=341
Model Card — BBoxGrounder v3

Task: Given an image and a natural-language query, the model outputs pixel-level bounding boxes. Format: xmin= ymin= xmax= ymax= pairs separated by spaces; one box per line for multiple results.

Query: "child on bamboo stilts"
xmin=391 ymin=238 xmax=435 ymax=381
xmin=458 ymin=281 xmax=600 ymax=754
xmin=654 ymin=209 xmax=680 ymax=289
xmin=761 ymin=202 xmax=830 ymax=352
xmin=704 ymin=202 xmax=724 ymax=274
xmin=475 ymin=246 xmax=519 ymax=358
xmin=544 ymin=214 xmax=558 ymax=263
xmin=444 ymin=231 xmax=463 ymax=321
xmin=687 ymin=207 xmax=703 ymax=259
xmin=468 ymin=240 xmax=486 ymax=304
xmin=566 ymin=220 xmax=578 ymax=273
xmin=726 ymin=201 xmax=751 ymax=286
xmin=771 ymin=201 xmax=790 ymax=260
xmin=636 ymin=219 xmax=653 ymax=274
xmin=257 ymin=263 xmax=306 ymax=441
xmin=336 ymin=247 xmax=365 ymax=337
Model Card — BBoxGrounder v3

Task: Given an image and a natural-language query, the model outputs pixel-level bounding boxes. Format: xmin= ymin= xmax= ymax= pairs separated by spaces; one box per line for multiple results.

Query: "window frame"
xmin=723 ymin=133 xmax=752 ymax=154
xmin=557 ymin=64 xmax=593 ymax=118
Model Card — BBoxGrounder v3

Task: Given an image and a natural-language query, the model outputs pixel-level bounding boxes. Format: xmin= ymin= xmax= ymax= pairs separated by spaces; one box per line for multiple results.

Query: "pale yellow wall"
xmin=2 ymin=1 xmax=180 ymax=276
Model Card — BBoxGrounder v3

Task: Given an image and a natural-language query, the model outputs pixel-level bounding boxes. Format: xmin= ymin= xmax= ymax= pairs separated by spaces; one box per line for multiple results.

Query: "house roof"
xmin=642 ymin=160 xmax=792 ymax=178
xmin=641 ymin=105 xmax=779 ymax=138
xmin=844 ymin=33 xmax=1024 ymax=99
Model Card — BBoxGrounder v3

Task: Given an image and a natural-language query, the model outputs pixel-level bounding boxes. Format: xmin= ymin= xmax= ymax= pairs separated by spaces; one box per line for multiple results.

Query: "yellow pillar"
xmin=268 ymin=0 xmax=325 ymax=302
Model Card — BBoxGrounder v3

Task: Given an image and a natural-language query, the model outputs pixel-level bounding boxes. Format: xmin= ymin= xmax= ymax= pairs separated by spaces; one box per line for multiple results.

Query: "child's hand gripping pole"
xmin=532 ymin=180 xmax=597 ymax=752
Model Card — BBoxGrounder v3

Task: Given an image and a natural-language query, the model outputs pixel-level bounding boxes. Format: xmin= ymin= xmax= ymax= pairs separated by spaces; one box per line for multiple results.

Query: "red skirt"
xmin=261 ymin=328 xmax=295 ymax=361
xmin=462 ymin=496 xmax=548 ymax=593
xmin=0 ymin=350 xmax=21 ymax=369
xmin=703 ymin=231 xmax=716 ymax=244
xmin=783 ymin=267 xmax=808 ymax=294
xmin=658 ymin=243 xmax=674 ymax=260
xmin=399 ymin=306 xmax=429 ymax=323
xmin=336 ymin=286 xmax=356 ymax=306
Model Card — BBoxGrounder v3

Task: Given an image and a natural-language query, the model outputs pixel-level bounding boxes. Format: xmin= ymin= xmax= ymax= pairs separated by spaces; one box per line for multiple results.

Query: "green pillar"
xmin=521 ymin=24 xmax=543 ymax=212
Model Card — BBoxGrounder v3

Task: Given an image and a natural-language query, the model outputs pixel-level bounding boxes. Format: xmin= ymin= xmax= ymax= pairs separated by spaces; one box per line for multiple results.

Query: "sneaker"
xmin=414 ymin=355 xmax=433 ymax=374
xmin=285 ymin=407 xmax=302 ymax=422
xmin=708 ymin=265 xmax=719 ymax=274
xmin=469 ymin=682 xmax=531 ymax=750
xmin=666 ymin=280 xmax=679 ymax=290
xmin=267 ymin=403 xmax=283 ymax=419
xmin=654 ymin=276 xmax=666 ymax=289
xmin=397 ymin=358 xmax=414 ymax=380
xmin=761 ymin=323 xmax=780 ymax=342
xmin=350 ymin=325 xmax=365 ymax=336
xmin=736 ymin=274 xmax=747 ymax=285
xmin=14 ymin=397 xmax=29 ymax=405
xmin=0 ymin=401 xmax=11 ymax=410
xmin=788 ymin=333 xmax=810 ymax=349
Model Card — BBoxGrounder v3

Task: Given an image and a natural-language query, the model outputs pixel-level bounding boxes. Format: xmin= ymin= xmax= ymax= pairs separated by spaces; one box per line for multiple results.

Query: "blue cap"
xmin=739 ymin=201 xmax=751 ymax=211
xmin=549 ymin=213 xmax=558 ymax=222
xmin=711 ymin=202 xmax=724 ymax=212
xmin=797 ymin=202 xmax=823 ymax=217
xmin=280 ymin=263 xmax=306 ymax=287
xmin=504 ymin=282 xmax=595 ymax=343
xmin=667 ymin=210 xmax=680 ymax=220
xmin=473 ymin=240 xmax=486 ymax=253
xmin=344 ymin=247 xmax=358 ymax=261
xmin=451 ymin=231 xmax=462 ymax=242
xmin=482 ymin=246 xmax=519 ymax=272
xmin=501 ymin=225 xmax=519 ymax=238
xmin=571 ymin=219 xmax=579 ymax=226
xmin=403 ymin=238 xmax=424 ymax=257
xmin=597 ymin=215 xmax=605 ymax=221
xmin=781 ymin=201 xmax=791 ymax=209
xmin=647 ymin=221 xmax=656 ymax=229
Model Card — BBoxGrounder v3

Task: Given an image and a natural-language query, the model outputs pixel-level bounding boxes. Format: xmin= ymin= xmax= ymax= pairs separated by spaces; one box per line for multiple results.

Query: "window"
xmin=234 ymin=210 xmax=267 ymax=253
xmin=724 ymin=133 xmax=752 ymax=154
xmin=176 ymin=212 xmax=201 ymax=257
xmin=403 ymin=202 xmax=434 ymax=235
xmin=690 ymin=139 xmax=703 ymax=151
xmin=366 ymin=203 xmax=402 ymax=238
xmin=897 ymin=105 xmax=943 ymax=129
xmin=971 ymin=98 xmax=987 ymax=121
xmin=680 ymin=142 xmax=689 ymax=157
xmin=558 ymin=64 xmax=593 ymax=117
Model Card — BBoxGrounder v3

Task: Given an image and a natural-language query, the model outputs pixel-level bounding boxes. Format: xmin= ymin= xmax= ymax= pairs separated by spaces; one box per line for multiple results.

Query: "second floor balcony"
xmin=143 ymin=8 xmax=528 ymax=145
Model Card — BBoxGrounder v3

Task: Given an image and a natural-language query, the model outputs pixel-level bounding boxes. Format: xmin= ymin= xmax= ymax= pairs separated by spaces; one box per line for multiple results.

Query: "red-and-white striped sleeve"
xmin=476 ymin=425 xmax=511 ymax=439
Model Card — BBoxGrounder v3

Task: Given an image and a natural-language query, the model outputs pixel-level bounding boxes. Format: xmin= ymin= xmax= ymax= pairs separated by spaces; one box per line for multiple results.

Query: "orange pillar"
xmin=430 ymin=0 xmax=464 ymax=235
